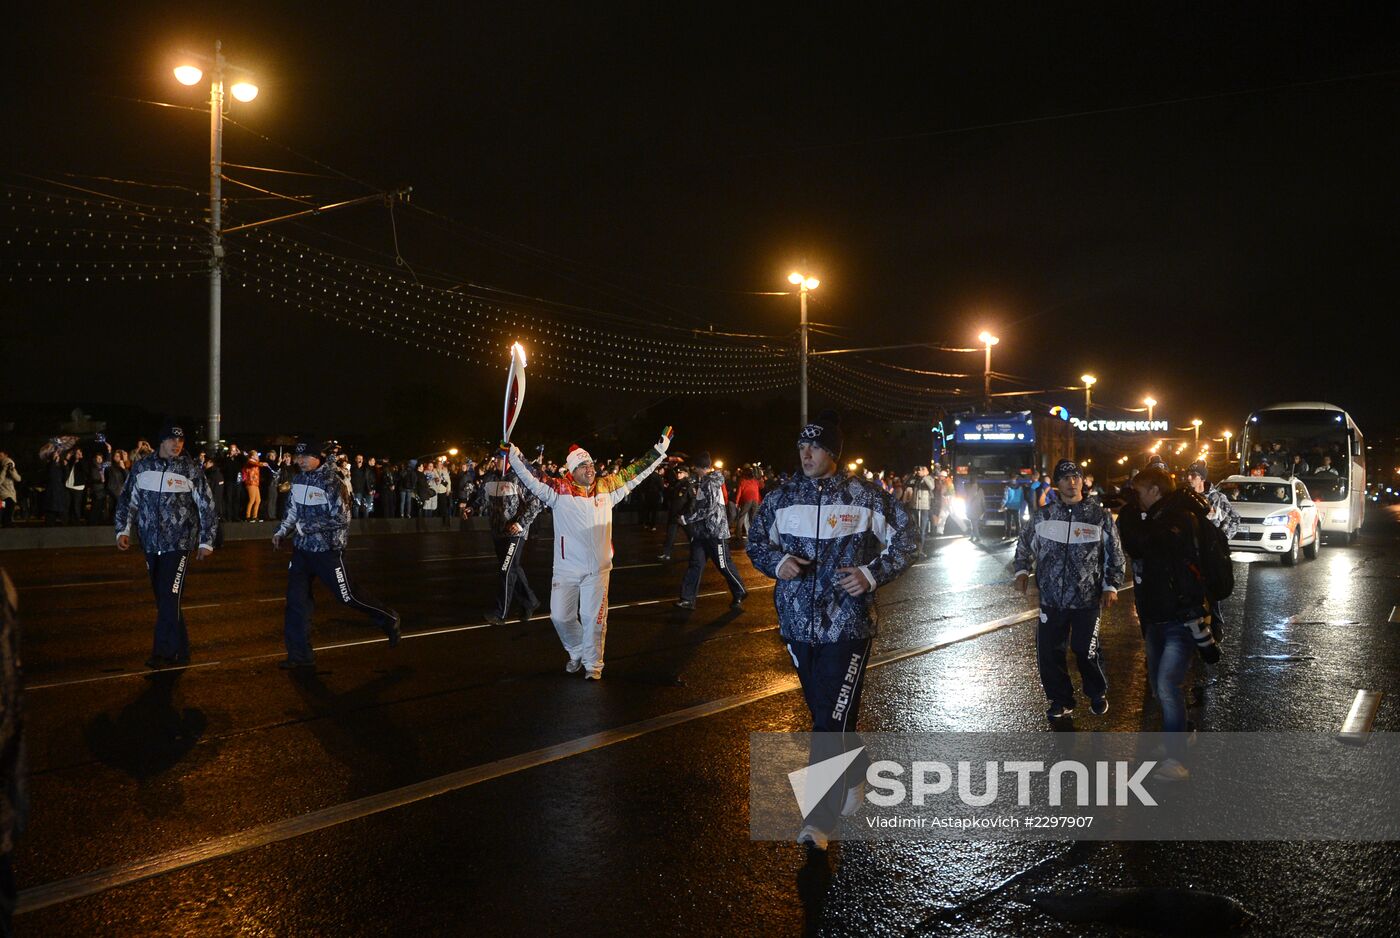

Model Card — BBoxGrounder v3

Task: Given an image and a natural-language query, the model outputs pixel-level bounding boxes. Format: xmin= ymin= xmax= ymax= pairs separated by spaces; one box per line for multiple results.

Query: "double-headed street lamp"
xmin=1080 ymin=374 xmax=1097 ymax=420
xmin=978 ymin=330 xmax=999 ymax=409
xmin=174 ymin=41 xmax=258 ymax=447
xmin=789 ymin=271 xmax=820 ymax=427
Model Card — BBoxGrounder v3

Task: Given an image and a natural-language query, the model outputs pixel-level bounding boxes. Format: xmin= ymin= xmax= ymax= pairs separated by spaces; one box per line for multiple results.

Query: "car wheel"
xmin=1281 ymin=532 xmax=1299 ymax=566
xmin=1303 ymin=525 xmax=1320 ymax=559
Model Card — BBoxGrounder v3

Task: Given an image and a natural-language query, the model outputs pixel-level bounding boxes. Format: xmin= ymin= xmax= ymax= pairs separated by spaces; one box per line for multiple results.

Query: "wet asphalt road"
xmin=5 ymin=509 xmax=1400 ymax=937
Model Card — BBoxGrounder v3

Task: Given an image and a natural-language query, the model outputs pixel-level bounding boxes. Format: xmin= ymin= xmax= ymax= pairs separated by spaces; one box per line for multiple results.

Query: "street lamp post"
xmin=1080 ymin=374 xmax=1096 ymax=420
xmin=788 ymin=271 xmax=820 ymax=427
xmin=175 ymin=41 xmax=258 ymax=448
xmin=1191 ymin=418 xmax=1202 ymax=446
xmin=1223 ymin=429 xmax=1233 ymax=459
xmin=1144 ymin=396 xmax=1157 ymax=422
xmin=978 ymin=331 xmax=999 ymax=409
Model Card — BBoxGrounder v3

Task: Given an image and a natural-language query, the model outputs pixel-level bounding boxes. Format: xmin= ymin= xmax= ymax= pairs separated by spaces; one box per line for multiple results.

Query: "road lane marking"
xmin=16 ymin=579 xmax=134 ymax=591
xmin=23 ymin=586 xmax=774 ymax=691
xmin=1389 ymin=605 xmax=1399 ymax=623
xmin=1338 ymin=689 xmax=1383 ymax=743
xmin=23 ymin=556 xmax=1051 ymax=692
xmin=14 ymin=602 xmax=1042 ymax=914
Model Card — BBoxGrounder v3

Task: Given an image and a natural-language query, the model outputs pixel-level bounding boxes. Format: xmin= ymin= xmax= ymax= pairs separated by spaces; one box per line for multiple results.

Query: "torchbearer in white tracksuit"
xmin=507 ymin=428 xmax=673 ymax=679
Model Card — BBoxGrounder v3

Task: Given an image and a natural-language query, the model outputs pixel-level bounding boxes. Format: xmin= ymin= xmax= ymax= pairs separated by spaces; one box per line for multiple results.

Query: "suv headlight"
xmin=1262 ymin=513 xmax=1290 ymax=526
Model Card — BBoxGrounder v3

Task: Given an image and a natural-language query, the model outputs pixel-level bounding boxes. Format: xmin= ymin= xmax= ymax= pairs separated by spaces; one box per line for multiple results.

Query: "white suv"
xmin=1215 ymin=475 xmax=1321 ymax=566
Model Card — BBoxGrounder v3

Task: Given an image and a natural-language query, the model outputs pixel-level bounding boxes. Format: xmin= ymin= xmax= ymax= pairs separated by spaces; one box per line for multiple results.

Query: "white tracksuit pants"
xmin=551 ymin=569 xmax=610 ymax=670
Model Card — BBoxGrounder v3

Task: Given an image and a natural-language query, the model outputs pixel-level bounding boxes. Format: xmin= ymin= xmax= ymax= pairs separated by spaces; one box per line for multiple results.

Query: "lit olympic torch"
xmin=502 ymin=342 xmax=527 ymax=445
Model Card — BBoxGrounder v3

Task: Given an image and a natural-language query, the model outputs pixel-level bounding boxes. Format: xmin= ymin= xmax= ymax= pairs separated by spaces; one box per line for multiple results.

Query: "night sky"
xmin=4 ymin=3 xmax=1399 ymax=461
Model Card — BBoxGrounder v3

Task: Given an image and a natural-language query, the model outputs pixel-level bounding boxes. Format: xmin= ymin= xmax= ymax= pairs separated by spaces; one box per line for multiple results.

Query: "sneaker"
xmin=277 ymin=658 xmax=315 ymax=670
xmin=482 ymin=612 xmax=508 ymax=627
xmin=674 ymin=599 xmax=696 ymax=610
xmin=841 ymin=781 xmax=866 ymax=817
xmin=1153 ymin=758 xmax=1190 ymax=782
xmin=796 ymin=824 xmax=829 ymax=851
xmin=584 ymin=668 xmax=603 ymax=680
xmin=656 ymin=553 xmax=671 ymax=561
xmin=1151 ymin=730 xmax=1200 ymax=759
xmin=521 ymin=603 xmax=540 ymax=622
xmin=1046 ymin=702 xmax=1075 ymax=719
xmin=565 ymin=657 xmax=584 ymax=674
xmin=1091 ymin=697 xmax=1109 ymax=716
xmin=731 ymin=590 xmax=748 ymax=609
xmin=381 ymin=611 xmax=402 ymax=647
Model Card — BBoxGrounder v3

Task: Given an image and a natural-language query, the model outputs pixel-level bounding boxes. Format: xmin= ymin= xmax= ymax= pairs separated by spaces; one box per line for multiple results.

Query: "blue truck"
xmin=947 ymin=411 xmax=1075 ymax=538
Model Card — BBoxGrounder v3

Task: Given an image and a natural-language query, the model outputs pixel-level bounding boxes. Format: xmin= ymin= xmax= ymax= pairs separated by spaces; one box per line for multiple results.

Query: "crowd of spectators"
xmin=0 ymin=434 xmax=963 ymax=539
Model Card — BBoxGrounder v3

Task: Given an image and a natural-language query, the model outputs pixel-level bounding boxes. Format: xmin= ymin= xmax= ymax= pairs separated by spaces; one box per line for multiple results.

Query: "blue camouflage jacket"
xmin=113 ymin=454 xmax=219 ymax=554
xmin=470 ymin=467 xmax=545 ymax=539
xmin=687 ymin=469 xmax=730 ymax=541
xmin=274 ymin=461 xmax=351 ymax=552
xmin=1013 ymin=496 xmax=1125 ymax=610
xmin=747 ymin=472 xmax=918 ymax=644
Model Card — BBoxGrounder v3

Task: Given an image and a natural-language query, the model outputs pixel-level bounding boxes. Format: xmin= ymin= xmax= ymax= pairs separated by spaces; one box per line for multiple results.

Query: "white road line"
xmin=1389 ymin=605 xmax=1399 ymax=624
xmin=13 ymin=602 xmax=1040 ymax=915
xmin=17 ymin=579 xmax=134 ymax=591
xmin=23 ymin=586 xmax=776 ymax=691
xmin=1338 ymin=689 xmax=1383 ymax=743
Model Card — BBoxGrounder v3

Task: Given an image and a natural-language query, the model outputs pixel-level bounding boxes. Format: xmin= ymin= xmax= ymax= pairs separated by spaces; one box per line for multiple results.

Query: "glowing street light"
xmin=1143 ymin=396 xmax=1157 ymax=421
xmin=1191 ymin=418 xmax=1202 ymax=445
xmin=1223 ymin=429 xmax=1233 ymax=458
xmin=1080 ymin=374 xmax=1096 ymax=419
xmin=978 ymin=331 xmax=999 ymax=408
xmin=172 ymin=40 xmax=259 ymax=447
xmin=789 ymin=270 xmax=820 ymax=428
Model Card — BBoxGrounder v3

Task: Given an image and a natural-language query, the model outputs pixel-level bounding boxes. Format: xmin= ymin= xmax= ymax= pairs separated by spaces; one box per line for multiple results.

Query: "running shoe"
xmin=797 ymin=825 xmax=829 ymax=851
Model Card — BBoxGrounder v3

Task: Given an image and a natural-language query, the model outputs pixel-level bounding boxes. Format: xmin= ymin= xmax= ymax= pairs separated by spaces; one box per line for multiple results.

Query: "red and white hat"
xmin=565 ymin=444 xmax=594 ymax=473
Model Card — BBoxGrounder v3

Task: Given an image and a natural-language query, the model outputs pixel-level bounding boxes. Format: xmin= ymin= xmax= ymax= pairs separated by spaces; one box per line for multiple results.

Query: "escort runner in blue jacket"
xmin=272 ymin=436 xmax=400 ymax=669
xmin=471 ymin=454 xmax=545 ymax=626
xmin=1013 ymin=458 xmax=1125 ymax=720
xmin=113 ymin=424 xmax=220 ymax=669
xmin=747 ymin=411 xmax=917 ymax=850
xmin=674 ymin=452 xmax=747 ymax=610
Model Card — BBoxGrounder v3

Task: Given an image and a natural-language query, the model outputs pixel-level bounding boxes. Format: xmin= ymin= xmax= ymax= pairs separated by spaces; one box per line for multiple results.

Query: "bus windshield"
xmin=1242 ymin=411 xmax=1350 ymax=476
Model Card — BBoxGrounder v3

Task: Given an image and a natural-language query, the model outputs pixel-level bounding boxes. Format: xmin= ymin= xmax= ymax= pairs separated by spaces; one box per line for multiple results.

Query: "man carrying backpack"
xmin=1013 ymin=459 xmax=1124 ymax=721
xmin=1185 ymin=460 xmax=1239 ymax=644
xmin=1117 ymin=466 xmax=1228 ymax=781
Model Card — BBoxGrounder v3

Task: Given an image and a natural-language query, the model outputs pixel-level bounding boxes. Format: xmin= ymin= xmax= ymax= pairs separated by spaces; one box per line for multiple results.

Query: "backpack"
xmin=1183 ymin=490 xmax=1234 ymax=601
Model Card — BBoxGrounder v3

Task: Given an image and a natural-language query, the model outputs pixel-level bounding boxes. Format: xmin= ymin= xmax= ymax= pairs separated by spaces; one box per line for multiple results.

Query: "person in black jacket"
xmin=657 ymin=465 xmax=694 ymax=561
xmin=1116 ymin=466 xmax=1214 ymax=781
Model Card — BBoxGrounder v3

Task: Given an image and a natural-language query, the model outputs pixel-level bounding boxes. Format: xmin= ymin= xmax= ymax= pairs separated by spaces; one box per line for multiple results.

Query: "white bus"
xmin=1239 ymin=402 xmax=1365 ymax=542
